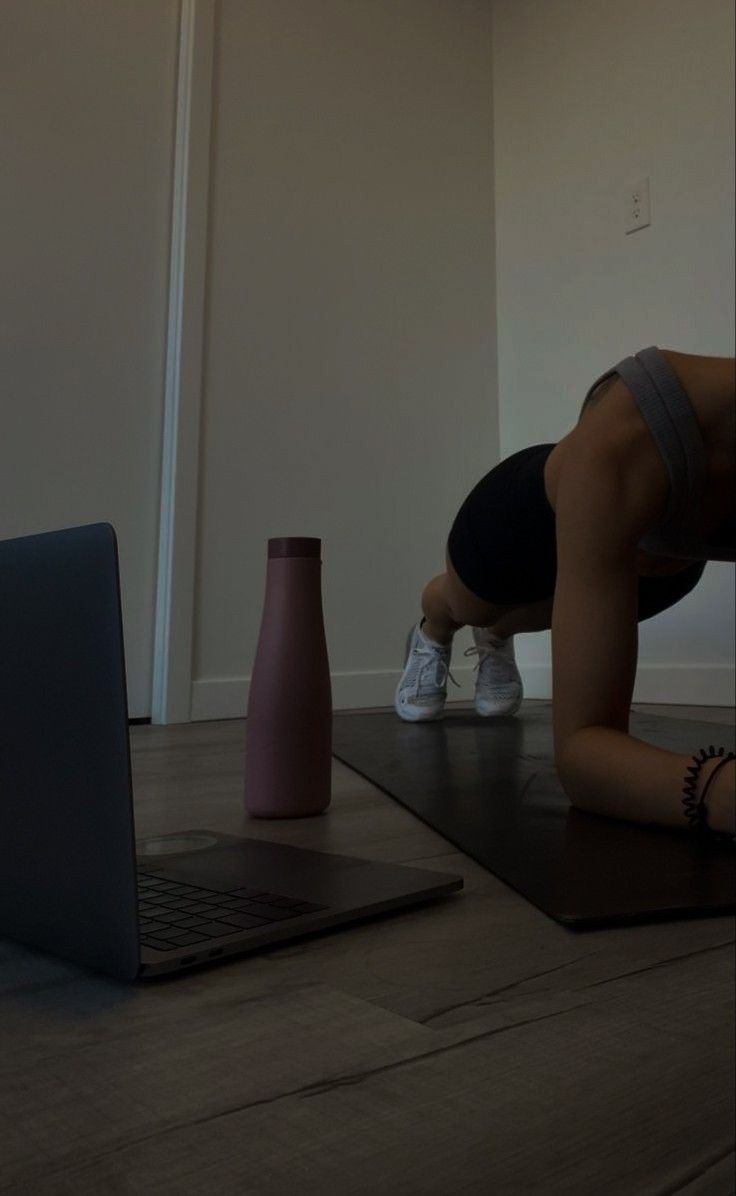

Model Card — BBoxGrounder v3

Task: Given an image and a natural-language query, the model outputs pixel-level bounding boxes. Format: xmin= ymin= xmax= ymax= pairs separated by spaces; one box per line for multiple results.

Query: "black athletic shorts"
xmin=447 ymin=444 xmax=706 ymax=621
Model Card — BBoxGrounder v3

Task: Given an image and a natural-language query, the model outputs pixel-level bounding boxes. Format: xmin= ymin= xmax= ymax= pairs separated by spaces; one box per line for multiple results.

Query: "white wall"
xmin=492 ymin=0 xmax=735 ymax=704
xmin=191 ymin=0 xmax=497 ymax=718
xmin=0 ymin=0 xmax=178 ymax=718
xmin=4 ymin=1 xmax=733 ymax=720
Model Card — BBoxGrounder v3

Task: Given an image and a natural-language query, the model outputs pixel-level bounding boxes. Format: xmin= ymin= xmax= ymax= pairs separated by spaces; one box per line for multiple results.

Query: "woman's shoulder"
xmin=576 ymin=348 xmax=734 ymax=431
xmin=547 ymin=384 xmax=663 ymax=515
xmin=658 ymin=349 xmax=735 ymax=407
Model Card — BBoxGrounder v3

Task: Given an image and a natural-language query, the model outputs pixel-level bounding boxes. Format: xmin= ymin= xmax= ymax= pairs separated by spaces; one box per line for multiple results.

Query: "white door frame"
xmin=151 ymin=0 xmax=215 ymax=723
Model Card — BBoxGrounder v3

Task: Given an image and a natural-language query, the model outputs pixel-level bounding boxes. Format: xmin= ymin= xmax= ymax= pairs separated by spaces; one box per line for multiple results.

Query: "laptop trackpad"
xmin=137 ymin=832 xmax=220 ymax=857
xmin=137 ymin=831 xmax=369 ymax=905
xmin=136 ymin=830 xmax=459 ymax=907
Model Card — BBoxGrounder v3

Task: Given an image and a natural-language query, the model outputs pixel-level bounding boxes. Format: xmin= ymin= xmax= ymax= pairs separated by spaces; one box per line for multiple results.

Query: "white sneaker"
xmin=395 ymin=620 xmax=460 ymax=721
xmin=464 ymin=626 xmax=523 ymax=717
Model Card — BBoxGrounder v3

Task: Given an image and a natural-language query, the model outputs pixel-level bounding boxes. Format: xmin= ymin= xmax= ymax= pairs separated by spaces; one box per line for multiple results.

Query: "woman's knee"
xmin=441 ymin=546 xmax=510 ymax=627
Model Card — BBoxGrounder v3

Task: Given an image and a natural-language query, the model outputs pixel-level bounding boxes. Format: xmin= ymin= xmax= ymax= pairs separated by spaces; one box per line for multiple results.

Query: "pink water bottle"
xmin=243 ymin=537 xmax=332 ymax=818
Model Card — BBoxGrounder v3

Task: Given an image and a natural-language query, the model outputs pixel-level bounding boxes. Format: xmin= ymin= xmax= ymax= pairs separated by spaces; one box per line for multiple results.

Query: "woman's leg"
xmin=420 ymin=545 xmax=552 ymax=645
xmin=419 ymin=547 xmax=506 ymax=644
xmin=486 ymin=594 xmax=555 ymax=638
xmin=636 ymin=560 xmax=706 ymax=621
xmin=422 ymin=558 xmax=706 ymax=648
xmin=421 ymin=573 xmax=555 ymax=644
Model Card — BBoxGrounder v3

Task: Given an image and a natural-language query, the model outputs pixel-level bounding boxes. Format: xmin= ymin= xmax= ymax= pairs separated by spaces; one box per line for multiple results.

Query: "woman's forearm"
xmin=557 ymin=725 xmax=735 ymax=835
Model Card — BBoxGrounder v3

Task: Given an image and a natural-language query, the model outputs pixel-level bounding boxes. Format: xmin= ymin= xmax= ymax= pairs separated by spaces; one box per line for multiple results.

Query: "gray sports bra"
xmin=580 ymin=345 xmax=736 ymax=562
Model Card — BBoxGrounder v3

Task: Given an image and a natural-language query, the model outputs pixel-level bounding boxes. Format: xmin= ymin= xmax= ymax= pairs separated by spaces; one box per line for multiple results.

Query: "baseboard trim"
xmin=190 ymin=663 xmax=735 ymax=722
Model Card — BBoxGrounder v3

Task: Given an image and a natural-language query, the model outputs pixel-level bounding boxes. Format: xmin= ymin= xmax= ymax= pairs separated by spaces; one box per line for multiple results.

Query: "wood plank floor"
xmin=0 ymin=700 xmax=733 ymax=1194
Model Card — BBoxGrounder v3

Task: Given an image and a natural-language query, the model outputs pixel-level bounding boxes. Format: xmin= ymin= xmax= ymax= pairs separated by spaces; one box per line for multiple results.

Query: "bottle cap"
xmin=268 ymin=537 xmax=321 ymax=559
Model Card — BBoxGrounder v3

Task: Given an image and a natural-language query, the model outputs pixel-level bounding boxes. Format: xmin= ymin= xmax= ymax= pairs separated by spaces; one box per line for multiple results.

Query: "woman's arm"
xmin=557 ymin=726 xmax=734 ymax=834
xmin=551 ymin=442 xmax=734 ymax=835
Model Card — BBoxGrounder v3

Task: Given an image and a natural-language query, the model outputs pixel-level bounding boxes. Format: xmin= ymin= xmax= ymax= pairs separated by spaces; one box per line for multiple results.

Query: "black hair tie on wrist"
xmin=682 ymin=746 xmax=736 ymax=844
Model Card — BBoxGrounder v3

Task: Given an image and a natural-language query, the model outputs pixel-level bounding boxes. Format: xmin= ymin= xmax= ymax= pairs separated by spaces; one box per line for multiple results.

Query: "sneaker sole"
xmin=475 ymin=690 xmax=523 ymax=718
xmin=394 ymin=623 xmax=446 ymax=722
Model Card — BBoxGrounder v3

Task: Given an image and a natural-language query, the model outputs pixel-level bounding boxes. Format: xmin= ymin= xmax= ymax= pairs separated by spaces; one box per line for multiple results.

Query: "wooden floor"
xmin=1 ymin=700 xmax=734 ymax=1194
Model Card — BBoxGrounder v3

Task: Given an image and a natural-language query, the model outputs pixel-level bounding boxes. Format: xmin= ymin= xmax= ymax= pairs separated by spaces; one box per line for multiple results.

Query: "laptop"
xmin=0 ymin=523 xmax=463 ymax=980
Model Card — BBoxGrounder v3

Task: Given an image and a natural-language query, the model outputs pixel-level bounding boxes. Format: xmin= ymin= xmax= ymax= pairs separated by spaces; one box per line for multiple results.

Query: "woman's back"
xmin=545 ymin=347 xmax=736 ymax=567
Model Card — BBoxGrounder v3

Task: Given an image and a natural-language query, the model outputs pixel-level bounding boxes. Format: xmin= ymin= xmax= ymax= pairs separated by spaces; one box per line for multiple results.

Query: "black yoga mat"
xmin=332 ymin=707 xmax=735 ymax=928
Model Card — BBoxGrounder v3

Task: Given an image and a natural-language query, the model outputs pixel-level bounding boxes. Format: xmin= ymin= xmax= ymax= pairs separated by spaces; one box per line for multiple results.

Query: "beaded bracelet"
xmin=682 ymin=746 xmax=736 ymax=844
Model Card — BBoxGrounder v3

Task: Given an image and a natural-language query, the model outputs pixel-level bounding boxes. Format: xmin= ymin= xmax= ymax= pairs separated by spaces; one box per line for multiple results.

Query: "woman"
xmin=395 ymin=346 xmax=735 ymax=841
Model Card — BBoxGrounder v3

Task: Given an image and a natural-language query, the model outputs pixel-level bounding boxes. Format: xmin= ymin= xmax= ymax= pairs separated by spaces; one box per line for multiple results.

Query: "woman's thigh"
xmin=446 ymin=444 xmax=559 ymax=608
xmin=443 ymin=543 xmax=513 ymax=627
xmin=444 ymin=444 xmax=707 ymax=625
xmin=444 ymin=544 xmax=706 ymax=630
xmin=636 ymin=560 xmax=707 ymax=621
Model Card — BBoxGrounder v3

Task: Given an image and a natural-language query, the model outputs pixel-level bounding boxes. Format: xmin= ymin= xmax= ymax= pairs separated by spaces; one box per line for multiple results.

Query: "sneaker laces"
xmin=463 ymin=641 xmax=519 ymax=685
xmin=408 ymin=643 xmax=461 ymax=702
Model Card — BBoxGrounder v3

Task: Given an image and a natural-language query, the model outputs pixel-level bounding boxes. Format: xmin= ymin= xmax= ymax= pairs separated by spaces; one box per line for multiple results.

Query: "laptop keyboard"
xmin=137 ymin=871 xmax=329 ymax=952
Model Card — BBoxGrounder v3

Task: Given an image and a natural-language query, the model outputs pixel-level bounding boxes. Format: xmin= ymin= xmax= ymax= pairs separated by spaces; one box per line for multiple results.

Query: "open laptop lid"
xmin=0 ymin=523 xmax=140 ymax=980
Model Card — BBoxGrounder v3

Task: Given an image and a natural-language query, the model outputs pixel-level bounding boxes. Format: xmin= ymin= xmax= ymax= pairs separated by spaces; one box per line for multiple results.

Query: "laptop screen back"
xmin=0 ymin=523 xmax=140 ymax=979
